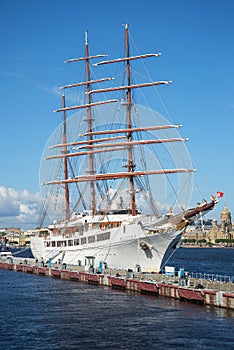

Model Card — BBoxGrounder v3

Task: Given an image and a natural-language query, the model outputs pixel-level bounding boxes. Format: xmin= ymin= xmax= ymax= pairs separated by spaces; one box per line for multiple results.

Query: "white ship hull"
xmin=31 ymin=220 xmax=181 ymax=273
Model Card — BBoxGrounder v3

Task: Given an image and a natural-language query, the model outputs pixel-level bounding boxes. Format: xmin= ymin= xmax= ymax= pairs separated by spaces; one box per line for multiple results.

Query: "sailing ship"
xmin=31 ymin=25 xmax=217 ymax=273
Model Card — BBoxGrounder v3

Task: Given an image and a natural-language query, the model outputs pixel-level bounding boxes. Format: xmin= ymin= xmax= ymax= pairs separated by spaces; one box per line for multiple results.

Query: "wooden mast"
xmin=85 ymin=31 xmax=96 ymax=216
xmin=62 ymin=93 xmax=70 ymax=220
xmin=55 ymin=33 xmax=112 ymax=217
xmin=125 ymin=24 xmax=136 ymax=216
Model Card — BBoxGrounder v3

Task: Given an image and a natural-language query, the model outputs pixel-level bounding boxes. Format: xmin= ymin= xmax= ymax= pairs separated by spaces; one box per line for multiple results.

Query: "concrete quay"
xmin=0 ymin=257 xmax=233 ymax=310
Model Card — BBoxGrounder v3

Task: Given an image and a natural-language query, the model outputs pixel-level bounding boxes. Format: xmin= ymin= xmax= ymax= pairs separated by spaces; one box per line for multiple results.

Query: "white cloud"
xmin=37 ymin=84 xmax=60 ymax=96
xmin=0 ymin=186 xmax=41 ymax=228
xmin=37 ymin=84 xmax=82 ymax=104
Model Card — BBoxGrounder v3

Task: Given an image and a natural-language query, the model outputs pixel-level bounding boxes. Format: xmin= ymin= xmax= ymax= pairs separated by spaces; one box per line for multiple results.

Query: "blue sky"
xmin=1 ymin=0 xmax=233 ymax=228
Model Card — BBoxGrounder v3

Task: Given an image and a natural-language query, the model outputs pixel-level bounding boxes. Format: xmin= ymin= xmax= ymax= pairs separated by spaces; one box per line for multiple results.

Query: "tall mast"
xmin=62 ymin=93 xmax=70 ymax=220
xmin=125 ymin=24 xmax=136 ymax=216
xmin=54 ymin=34 xmax=113 ymax=217
xmin=85 ymin=31 xmax=96 ymax=216
xmin=47 ymin=26 xmax=196 ymax=219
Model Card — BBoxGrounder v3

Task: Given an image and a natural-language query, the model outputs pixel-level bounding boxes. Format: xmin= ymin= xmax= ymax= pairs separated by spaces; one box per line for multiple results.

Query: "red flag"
xmin=216 ymin=191 xmax=224 ymax=198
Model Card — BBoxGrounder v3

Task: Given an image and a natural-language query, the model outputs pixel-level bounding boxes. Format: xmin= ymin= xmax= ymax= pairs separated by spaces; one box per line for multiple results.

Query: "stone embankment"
xmin=0 ymin=257 xmax=233 ymax=310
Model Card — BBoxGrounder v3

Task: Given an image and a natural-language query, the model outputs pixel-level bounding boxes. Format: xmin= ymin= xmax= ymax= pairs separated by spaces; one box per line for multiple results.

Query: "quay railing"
xmin=1 ymin=256 xmax=233 ymax=293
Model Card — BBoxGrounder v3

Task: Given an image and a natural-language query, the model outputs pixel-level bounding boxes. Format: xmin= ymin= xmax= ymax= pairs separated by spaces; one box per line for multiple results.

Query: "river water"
xmin=0 ymin=248 xmax=233 ymax=349
xmin=167 ymin=247 xmax=234 ymax=278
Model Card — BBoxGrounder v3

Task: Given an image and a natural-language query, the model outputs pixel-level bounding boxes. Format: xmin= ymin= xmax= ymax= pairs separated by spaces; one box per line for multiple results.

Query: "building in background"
xmin=182 ymin=206 xmax=234 ymax=246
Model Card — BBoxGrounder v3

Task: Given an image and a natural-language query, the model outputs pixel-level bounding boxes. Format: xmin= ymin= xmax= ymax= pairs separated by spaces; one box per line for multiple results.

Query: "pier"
xmin=0 ymin=257 xmax=233 ymax=310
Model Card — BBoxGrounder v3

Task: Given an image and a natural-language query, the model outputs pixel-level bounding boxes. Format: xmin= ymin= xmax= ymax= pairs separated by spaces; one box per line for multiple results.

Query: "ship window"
xmin=57 ymin=240 xmax=67 ymax=247
xmin=81 ymin=237 xmax=87 ymax=245
xmin=68 ymin=239 xmax=73 ymax=246
xmin=97 ymin=232 xmax=110 ymax=242
xmin=74 ymin=239 xmax=79 ymax=245
xmin=52 ymin=241 xmax=56 ymax=247
xmin=88 ymin=236 xmax=95 ymax=243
